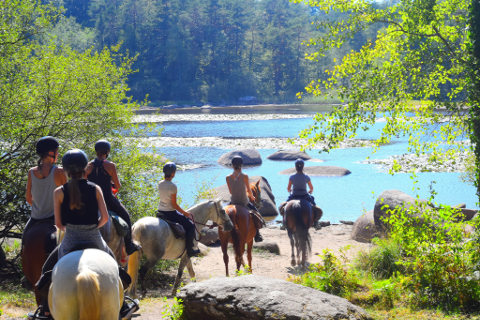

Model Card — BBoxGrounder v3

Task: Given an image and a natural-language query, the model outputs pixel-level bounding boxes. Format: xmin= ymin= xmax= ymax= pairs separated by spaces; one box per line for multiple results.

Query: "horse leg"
xmin=171 ymin=254 xmax=189 ymax=296
xmin=246 ymin=240 xmax=253 ymax=273
xmin=138 ymin=259 xmax=156 ymax=297
xmin=219 ymin=233 xmax=230 ymax=277
xmin=186 ymin=258 xmax=195 ymax=280
xmin=288 ymin=230 xmax=296 ymax=267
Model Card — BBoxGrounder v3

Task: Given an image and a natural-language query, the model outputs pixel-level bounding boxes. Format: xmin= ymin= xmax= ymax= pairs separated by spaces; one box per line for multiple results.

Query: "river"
xmin=133 ymin=104 xmax=479 ymax=223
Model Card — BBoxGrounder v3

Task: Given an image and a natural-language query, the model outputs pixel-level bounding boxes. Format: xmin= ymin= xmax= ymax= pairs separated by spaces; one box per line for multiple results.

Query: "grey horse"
xmin=127 ymin=199 xmax=233 ymax=297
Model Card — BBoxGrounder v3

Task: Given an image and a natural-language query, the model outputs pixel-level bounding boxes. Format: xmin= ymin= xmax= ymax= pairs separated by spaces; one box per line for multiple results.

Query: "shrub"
xmin=356 ymin=237 xmax=404 ymax=279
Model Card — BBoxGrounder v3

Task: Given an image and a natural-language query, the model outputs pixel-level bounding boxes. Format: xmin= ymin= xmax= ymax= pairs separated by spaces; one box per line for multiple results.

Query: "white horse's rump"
xmin=48 ymin=249 xmax=123 ymax=320
xmin=128 ymin=200 xmax=233 ymax=297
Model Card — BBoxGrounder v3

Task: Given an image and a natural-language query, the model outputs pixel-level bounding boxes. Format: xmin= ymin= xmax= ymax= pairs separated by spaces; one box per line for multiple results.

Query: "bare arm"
xmin=307 ymin=181 xmax=314 ymax=194
xmin=85 ymin=162 xmax=93 ymax=177
xmin=170 ymin=193 xmax=191 ymax=218
xmin=53 ymin=187 xmax=65 ymax=231
xmin=26 ymin=169 xmax=33 ymax=205
xmin=106 ymin=162 xmax=121 ymax=190
xmin=287 ymin=180 xmax=292 ymax=193
xmin=96 ymin=186 xmax=109 ymax=228
xmin=226 ymin=176 xmax=232 ymax=194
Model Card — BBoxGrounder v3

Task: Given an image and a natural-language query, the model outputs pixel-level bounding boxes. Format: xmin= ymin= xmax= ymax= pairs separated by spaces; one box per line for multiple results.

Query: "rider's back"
xmin=30 ymin=166 xmax=57 ymax=220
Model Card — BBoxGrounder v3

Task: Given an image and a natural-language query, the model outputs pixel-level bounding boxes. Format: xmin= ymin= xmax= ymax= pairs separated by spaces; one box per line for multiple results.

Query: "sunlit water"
xmin=135 ymin=105 xmax=479 ymax=223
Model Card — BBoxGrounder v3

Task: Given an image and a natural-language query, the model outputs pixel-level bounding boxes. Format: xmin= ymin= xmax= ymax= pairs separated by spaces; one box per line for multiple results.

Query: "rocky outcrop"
xmin=218 ymin=149 xmax=262 ymax=167
xmin=178 ymin=275 xmax=371 ymax=320
xmin=213 ymin=176 xmax=278 ymax=218
xmin=351 ymin=211 xmax=378 ymax=243
xmin=280 ymin=166 xmax=351 ymax=177
xmin=199 ymin=226 xmax=220 ymax=246
xmin=253 ymin=241 xmax=280 ymax=255
xmin=267 ymin=150 xmax=311 ymax=161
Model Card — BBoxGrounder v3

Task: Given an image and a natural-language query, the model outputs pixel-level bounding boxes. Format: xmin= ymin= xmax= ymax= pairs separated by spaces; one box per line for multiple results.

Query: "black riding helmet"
xmin=163 ymin=162 xmax=177 ymax=176
xmin=231 ymin=156 xmax=243 ymax=167
xmin=94 ymin=139 xmax=111 ymax=155
xmin=62 ymin=149 xmax=88 ymax=173
xmin=36 ymin=136 xmax=59 ymax=156
xmin=295 ymin=158 xmax=305 ymax=172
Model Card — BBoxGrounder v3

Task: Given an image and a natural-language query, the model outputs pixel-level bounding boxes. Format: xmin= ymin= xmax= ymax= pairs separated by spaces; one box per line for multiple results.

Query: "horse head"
xmin=251 ymin=180 xmax=262 ymax=208
xmin=213 ymin=199 xmax=234 ymax=232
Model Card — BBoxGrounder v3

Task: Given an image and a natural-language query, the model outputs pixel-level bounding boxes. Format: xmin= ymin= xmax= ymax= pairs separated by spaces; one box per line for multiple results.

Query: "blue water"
xmin=149 ymin=107 xmax=479 ymax=223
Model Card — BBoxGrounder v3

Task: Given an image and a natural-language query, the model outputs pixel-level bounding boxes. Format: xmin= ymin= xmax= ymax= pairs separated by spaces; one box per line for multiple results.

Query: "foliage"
xmin=161 ymin=297 xmax=184 ymax=320
xmin=355 ymin=237 xmax=404 ymax=279
xmin=291 ymin=248 xmax=360 ymax=298
xmin=293 ymin=0 xmax=472 ymax=172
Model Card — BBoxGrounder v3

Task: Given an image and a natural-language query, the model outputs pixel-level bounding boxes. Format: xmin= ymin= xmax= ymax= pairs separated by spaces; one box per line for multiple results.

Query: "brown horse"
xmin=218 ymin=180 xmax=261 ymax=276
xmin=21 ymin=219 xmax=57 ymax=306
xmin=280 ymin=199 xmax=322 ymax=268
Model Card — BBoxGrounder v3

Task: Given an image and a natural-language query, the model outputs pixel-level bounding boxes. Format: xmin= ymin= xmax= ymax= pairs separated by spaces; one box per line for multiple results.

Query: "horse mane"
xmin=76 ymin=269 xmax=101 ymax=320
xmin=187 ymin=200 xmax=213 ymax=215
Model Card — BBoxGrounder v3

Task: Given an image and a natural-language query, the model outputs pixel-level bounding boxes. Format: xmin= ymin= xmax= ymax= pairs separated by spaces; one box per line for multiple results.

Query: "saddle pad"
xmin=108 ymin=210 xmax=129 ymax=237
xmin=156 ymin=212 xmax=186 ymax=239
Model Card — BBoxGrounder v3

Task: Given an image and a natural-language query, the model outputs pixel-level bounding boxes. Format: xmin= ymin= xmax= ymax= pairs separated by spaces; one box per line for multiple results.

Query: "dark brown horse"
xmin=21 ymin=219 xmax=57 ymax=306
xmin=218 ymin=180 xmax=261 ymax=276
xmin=281 ymin=199 xmax=322 ymax=268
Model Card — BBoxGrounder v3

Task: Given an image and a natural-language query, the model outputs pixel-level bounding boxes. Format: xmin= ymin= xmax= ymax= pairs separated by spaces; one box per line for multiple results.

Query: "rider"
xmin=33 ymin=149 xmax=139 ymax=320
xmin=24 ymin=136 xmax=66 ymax=319
xmin=157 ymin=162 xmax=200 ymax=257
xmin=286 ymin=158 xmax=316 ymax=206
xmin=85 ymin=139 xmax=140 ymax=256
xmin=226 ymin=156 xmax=264 ymax=242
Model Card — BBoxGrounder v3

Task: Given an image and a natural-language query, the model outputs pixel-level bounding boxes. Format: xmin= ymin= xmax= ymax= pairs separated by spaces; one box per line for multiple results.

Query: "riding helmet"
xmin=62 ymin=149 xmax=88 ymax=173
xmin=163 ymin=162 xmax=177 ymax=175
xmin=36 ymin=136 xmax=59 ymax=155
xmin=94 ymin=139 xmax=111 ymax=154
xmin=231 ymin=156 xmax=243 ymax=166
xmin=295 ymin=158 xmax=305 ymax=171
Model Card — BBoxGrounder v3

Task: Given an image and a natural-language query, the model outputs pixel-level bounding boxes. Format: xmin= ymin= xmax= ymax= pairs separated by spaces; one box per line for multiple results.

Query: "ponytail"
xmin=68 ymin=171 xmax=84 ymax=210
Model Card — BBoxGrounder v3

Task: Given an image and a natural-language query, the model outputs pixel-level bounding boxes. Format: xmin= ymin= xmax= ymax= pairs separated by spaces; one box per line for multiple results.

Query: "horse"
xmin=280 ymin=199 xmax=322 ymax=268
xmin=127 ymin=199 xmax=233 ymax=297
xmin=218 ymin=180 xmax=262 ymax=276
xmin=48 ymin=248 xmax=123 ymax=320
xmin=100 ymin=212 xmax=128 ymax=266
xmin=21 ymin=218 xmax=57 ymax=306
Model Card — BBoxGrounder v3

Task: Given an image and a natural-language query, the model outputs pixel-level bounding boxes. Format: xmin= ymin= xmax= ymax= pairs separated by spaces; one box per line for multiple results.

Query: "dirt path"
xmin=1 ymin=224 xmax=372 ymax=319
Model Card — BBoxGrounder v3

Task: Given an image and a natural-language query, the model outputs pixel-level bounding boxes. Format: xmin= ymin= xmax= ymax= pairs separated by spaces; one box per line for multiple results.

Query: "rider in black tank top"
xmin=86 ymin=140 xmax=140 ymax=255
xmin=61 ymin=179 xmax=99 ymax=225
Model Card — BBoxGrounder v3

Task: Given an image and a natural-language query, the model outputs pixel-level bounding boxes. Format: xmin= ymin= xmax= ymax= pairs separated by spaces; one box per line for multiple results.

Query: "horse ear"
xmin=256 ymin=180 xmax=260 ymax=187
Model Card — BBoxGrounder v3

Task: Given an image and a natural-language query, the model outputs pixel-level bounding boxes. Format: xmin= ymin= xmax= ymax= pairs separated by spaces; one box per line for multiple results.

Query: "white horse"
xmin=127 ymin=199 xmax=233 ymax=297
xmin=48 ymin=248 xmax=123 ymax=320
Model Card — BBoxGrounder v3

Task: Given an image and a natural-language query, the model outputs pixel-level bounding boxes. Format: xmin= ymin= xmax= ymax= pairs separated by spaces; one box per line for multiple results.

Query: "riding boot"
xmin=124 ymin=230 xmax=141 ymax=256
xmin=119 ymin=267 xmax=131 ymax=289
xmin=186 ymin=230 xmax=200 ymax=257
xmin=254 ymin=229 xmax=263 ymax=242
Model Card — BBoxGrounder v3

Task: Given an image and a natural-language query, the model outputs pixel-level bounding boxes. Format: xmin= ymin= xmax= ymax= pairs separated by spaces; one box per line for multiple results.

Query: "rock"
xmin=213 ymin=176 xmax=278 ymax=218
xmin=373 ymin=190 xmax=432 ymax=233
xmin=218 ymin=149 xmax=262 ymax=167
xmin=178 ymin=275 xmax=371 ymax=320
xmin=340 ymin=220 xmax=354 ymax=225
xmin=267 ymin=150 xmax=311 ymax=161
xmin=253 ymin=241 xmax=280 ymax=255
xmin=199 ymin=226 xmax=219 ymax=246
xmin=317 ymin=221 xmax=331 ymax=228
xmin=458 ymin=208 xmax=478 ymax=221
xmin=279 ymin=166 xmax=351 ymax=177
xmin=351 ymin=211 xmax=378 ymax=243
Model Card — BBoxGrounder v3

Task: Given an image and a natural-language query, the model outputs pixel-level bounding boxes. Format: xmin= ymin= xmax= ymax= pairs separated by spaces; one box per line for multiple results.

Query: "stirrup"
xmin=27 ymin=306 xmax=52 ymax=320
xmin=120 ymin=296 xmax=140 ymax=319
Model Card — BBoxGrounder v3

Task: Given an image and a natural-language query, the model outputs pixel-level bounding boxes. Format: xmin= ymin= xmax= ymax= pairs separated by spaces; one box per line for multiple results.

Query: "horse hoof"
xmin=291 ymin=260 xmax=296 ymax=267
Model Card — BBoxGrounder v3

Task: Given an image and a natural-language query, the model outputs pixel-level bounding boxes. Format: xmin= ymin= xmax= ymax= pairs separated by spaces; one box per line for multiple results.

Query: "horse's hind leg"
xmin=220 ymin=238 xmax=230 ymax=277
xmin=138 ymin=259 xmax=156 ymax=297
xmin=246 ymin=240 xmax=253 ymax=273
xmin=288 ymin=230 xmax=296 ymax=267
xmin=171 ymin=255 xmax=189 ymax=296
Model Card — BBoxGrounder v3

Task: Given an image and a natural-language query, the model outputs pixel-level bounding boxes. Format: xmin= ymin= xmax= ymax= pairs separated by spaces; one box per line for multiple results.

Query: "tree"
xmin=0 ymin=0 xmax=142 ymax=244
xmin=294 ymin=0 xmax=472 ymax=179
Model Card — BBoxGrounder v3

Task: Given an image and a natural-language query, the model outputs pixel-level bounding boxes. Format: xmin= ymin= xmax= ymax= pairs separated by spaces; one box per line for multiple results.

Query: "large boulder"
xmin=213 ymin=176 xmax=278 ymax=218
xmin=267 ymin=149 xmax=311 ymax=161
xmin=351 ymin=211 xmax=379 ymax=243
xmin=280 ymin=166 xmax=351 ymax=177
xmin=373 ymin=190 xmax=432 ymax=233
xmin=178 ymin=275 xmax=371 ymax=320
xmin=218 ymin=149 xmax=262 ymax=167
xmin=199 ymin=226 xmax=220 ymax=246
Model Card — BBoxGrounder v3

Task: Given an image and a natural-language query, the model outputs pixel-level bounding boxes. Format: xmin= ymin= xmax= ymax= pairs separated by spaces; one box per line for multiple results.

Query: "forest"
xmin=53 ymin=0 xmax=381 ymax=105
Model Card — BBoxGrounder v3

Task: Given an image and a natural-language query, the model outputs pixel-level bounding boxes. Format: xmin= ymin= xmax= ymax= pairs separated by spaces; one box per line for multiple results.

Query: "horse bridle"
xmin=190 ymin=200 xmax=226 ymax=240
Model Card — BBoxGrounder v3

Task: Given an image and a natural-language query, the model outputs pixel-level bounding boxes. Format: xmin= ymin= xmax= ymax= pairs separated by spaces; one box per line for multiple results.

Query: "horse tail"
xmin=292 ymin=201 xmax=312 ymax=256
xmin=76 ymin=269 xmax=101 ymax=320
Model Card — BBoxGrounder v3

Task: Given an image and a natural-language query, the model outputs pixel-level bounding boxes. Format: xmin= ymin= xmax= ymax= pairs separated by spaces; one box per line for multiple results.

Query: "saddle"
xmin=156 ymin=211 xmax=186 ymax=239
xmin=108 ymin=210 xmax=129 ymax=237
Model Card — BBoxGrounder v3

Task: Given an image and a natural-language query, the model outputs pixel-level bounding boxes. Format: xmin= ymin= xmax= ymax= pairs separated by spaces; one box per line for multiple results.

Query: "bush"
xmin=356 ymin=237 xmax=404 ymax=279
